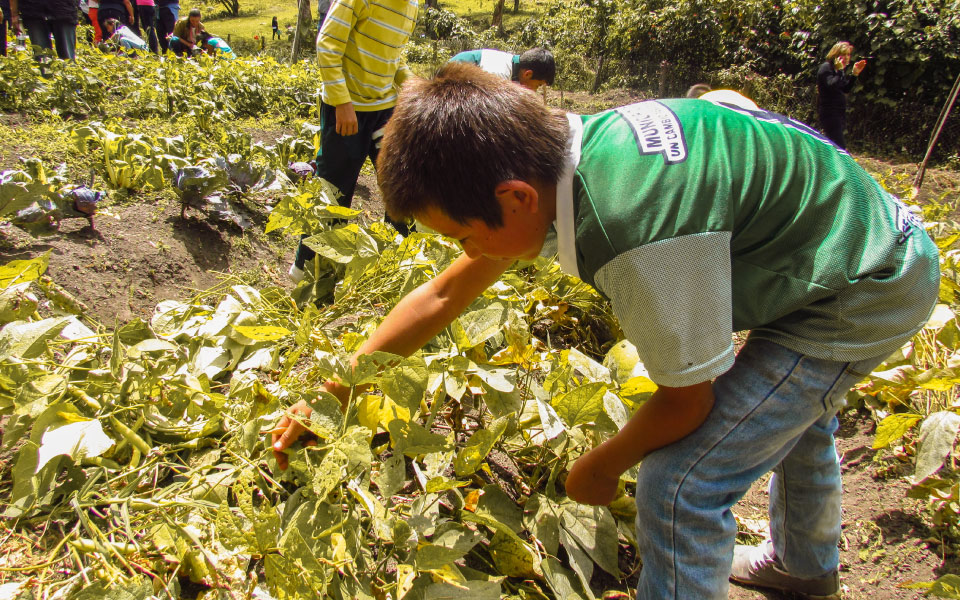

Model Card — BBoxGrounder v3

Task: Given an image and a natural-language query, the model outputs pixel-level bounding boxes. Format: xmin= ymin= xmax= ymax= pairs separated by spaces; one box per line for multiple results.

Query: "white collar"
xmin=555 ymin=113 xmax=583 ymax=280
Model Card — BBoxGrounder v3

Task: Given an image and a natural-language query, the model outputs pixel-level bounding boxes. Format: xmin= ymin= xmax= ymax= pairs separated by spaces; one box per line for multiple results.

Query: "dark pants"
xmin=819 ymin=111 xmax=846 ymax=150
xmin=134 ymin=5 xmax=159 ymax=52
xmin=168 ymin=37 xmax=192 ymax=56
xmin=0 ymin=16 xmax=7 ymax=56
xmin=294 ymin=102 xmax=408 ymax=269
xmin=23 ymin=18 xmax=77 ymax=59
xmin=272 ymin=27 xmax=280 ymax=39
xmin=156 ymin=3 xmax=178 ymax=52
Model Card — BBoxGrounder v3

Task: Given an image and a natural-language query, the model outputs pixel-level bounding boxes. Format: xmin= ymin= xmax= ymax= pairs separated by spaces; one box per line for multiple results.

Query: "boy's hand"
xmin=852 ymin=59 xmax=867 ymax=76
xmin=335 ymin=102 xmax=358 ymax=136
xmin=270 ymin=399 xmax=314 ymax=470
xmin=269 ymin=380 xmax=350 ymax=470
xmin=565 ymin=448 xmax=619 ymax=506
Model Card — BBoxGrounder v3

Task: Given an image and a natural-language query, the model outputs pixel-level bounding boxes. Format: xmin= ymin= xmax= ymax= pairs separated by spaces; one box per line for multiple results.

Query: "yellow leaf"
xmin=873 ymin=413 xmax=922 ymax=449
xmin=330 ymin=532 xmax=347 ymax=564
xmin=620 ymin=376 xmax=658 ymax=396
xmin=232 ymin=325 xmax=291 ymax=341
xmin=397 ymin=563 xmax=416 ymax=598
xmin=357 ymin=394 xmax=411 ymax=432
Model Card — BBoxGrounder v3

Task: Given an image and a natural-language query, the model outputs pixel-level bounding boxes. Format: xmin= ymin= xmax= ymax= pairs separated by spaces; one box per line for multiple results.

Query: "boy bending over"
xmin=272 ymin=63 xmax=939 ymax=599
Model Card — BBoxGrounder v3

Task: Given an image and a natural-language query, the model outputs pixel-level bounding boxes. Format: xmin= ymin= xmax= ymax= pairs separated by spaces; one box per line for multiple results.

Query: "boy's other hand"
xmin=335 ymin=102 xmax=359 ymax=136
xmin=852 ymin=59 xmax=867 ymax=76
xmin=270 ymin=399 xmax=314 ymax=470
xmin=565 ymin=448 xmax=619 ymax=506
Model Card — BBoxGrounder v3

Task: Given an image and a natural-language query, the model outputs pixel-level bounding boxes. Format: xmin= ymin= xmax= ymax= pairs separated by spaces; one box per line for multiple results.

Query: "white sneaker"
xmin=288 ymin=264 xmax=304 ymax=283
xmin=730 ymin=539 xmax=840 ymax=599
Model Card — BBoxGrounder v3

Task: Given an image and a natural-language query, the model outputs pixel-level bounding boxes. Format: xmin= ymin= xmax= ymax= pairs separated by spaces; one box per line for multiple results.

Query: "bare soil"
xmin=2 ymin=93 xmax=959 ymax=598
xmin=730 ymin=411 xmax=960 ymax=600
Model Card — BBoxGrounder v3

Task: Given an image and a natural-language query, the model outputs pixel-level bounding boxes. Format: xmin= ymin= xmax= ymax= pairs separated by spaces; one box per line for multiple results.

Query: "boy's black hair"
xmin=378 ymin=62 xmax=569 ymax=228
xmin=518 ymin=47 xmax=555 ymax=85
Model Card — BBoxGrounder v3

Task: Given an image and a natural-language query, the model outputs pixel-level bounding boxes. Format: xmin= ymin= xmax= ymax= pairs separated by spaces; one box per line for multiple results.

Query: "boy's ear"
xmin=494 ymin=180 xmax=539 ymax=213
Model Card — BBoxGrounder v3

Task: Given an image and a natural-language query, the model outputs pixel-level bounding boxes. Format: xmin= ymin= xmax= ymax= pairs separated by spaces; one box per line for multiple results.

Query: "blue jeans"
xmin=24 ymin=18 xmax=77 ymax=60
xmin=633 ymin=337 xmax=888 ymax=599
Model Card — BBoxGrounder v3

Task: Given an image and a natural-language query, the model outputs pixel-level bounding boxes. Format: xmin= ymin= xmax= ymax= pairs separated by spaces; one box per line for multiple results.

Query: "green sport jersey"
xmin=543 ymin=99 xmax=939 ymax=387
xmin=449 ymin=49 xmax=519 ymax=81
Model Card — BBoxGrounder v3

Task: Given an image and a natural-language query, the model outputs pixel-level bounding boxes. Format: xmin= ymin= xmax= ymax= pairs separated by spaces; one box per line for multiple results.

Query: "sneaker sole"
xmin=729 ymin=575 xmax=840 ymax=599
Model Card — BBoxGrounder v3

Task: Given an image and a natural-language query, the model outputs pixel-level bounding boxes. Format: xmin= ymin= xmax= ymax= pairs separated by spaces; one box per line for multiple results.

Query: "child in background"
xmin=102 ymin=17 xmax=147 ymax=51
xmin=287 ymin=0 xmax=418 ymax=282
xmin=271 ymin=63 xmax=940 ymax=599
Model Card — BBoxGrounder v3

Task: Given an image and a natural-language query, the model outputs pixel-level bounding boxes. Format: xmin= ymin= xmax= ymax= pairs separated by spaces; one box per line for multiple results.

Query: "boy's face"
xmin=417 ymin=186 xmax=549 ymax=261
xmin=518 ymin=70 xmax=547 ymax=92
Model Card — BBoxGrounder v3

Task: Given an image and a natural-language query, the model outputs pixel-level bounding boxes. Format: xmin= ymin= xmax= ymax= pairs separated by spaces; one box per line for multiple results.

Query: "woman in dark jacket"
xmin=9 ymin=0 xmax=79 ymax=59
xmin=817 ymin=41 xmax=867 ymax=149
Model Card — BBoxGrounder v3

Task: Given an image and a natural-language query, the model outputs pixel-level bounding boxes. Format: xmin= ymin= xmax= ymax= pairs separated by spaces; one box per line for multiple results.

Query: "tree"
xmin=216 ymin=0 xmax=240 ymax=17
xmin=291 ymin=0 xmax=314 ymax=61
xmin=492 ymin=0 xmax=505 ymax=28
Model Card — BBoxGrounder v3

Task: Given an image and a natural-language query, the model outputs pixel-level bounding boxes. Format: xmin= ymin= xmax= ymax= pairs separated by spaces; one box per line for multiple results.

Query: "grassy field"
xmin=201 ymin=0 xmax=307 ymax=46
xmin=200 ymin=0 xmax=547 ymax=48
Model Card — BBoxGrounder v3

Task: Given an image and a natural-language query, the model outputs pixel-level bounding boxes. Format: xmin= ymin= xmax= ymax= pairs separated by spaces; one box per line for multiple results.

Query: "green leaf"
xmin=0 ymin=283 xmax=39 ymax=324
xmin=423 ymin=580 xmax=501 ymax=600
xmin=566 ymin=347 xmax=611 ymax=383
xmin=454 ymin=416 xmax=509 ymax=476
xmin=68 ymin=577 xmax=154 ymax=600
xmin=559 ymin=528 xmax=596 ymax=600
xmin=0 ymin=252 xmax=49 ymax=289
xmin=35 ymin=418 xmax=115 ymax=471
xmin=525 ymin=495 xmax=561 ymax=556
xmin=541 ymin=556 xmax=587 ymax=600
xmin=911 ymin=411 xmax=960 ymax=484
xmin=424 ymin=476 xmax=469 ymax=493
xmin=416 ymin=542 xmax=471 ymax=571
xmin=560 ymin=501 xmax=620 ymax=577
xmin=929 ymin=574 xmax=960 ymax=599
xmin=452 ymin=305 xmax=512 ymax=348
xmin=872 ymin=413 xmax=922 ymax=449
xmin=388 ymin=419 xmax=452 ymax=457
xmin=488 ymin=529 xmax=540 ymax=578
xmin=0 ymin=317 xmax=72 ymax=359
xmin=374 ymin=454 xmax=406 ymax=499
xmin=377 ymin=357 xmax=428 ymax=412
xmin=475 ymin=484 xmax=523 ymax=532
xmin=232 ymin=325 xmax=291 ymax=341
xmin=551 ymin=382 xmax=607 ymax=427
xmin=603 ymin=339 xmax=645 ymax=384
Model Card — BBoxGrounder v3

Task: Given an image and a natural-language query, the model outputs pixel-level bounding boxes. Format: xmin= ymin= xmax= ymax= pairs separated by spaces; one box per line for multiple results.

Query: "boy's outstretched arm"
xmin=565 ymin=381 xmax=715 ymax=505
xmin=271 ymin=253 xmax=514 ymax=469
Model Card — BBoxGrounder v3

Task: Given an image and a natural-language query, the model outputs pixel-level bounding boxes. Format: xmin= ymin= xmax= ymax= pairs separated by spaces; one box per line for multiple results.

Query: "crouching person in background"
xmin=102 ymin=17 xmax=147 ymax=53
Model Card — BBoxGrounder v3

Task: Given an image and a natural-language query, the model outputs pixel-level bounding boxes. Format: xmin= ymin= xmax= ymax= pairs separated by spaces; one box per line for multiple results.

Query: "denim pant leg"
xmin=50 ymin=20 xmax=77 ymax=59
xmin=633 ymin=338 xmax=885 ymax=600
xmin=769 ymin=353 xmax=886 ymax=577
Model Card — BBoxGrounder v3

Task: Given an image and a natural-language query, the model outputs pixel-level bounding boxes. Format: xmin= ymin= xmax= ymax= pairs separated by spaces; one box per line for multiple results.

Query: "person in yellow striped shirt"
xmin=290 ymin=0 xmax=418 ymax=283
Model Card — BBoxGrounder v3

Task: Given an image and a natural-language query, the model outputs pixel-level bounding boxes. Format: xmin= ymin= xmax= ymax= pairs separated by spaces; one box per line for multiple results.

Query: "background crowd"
xmin=0 ymin=0 xmax=232 ymax=60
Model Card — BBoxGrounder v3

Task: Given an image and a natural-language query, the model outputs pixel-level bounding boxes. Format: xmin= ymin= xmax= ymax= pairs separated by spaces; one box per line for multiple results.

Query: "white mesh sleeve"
xmin=594 ymin=231 xmax=735 ymax=387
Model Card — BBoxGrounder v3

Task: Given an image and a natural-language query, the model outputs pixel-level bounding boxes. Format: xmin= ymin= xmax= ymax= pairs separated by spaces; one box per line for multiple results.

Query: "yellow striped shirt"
xmin=316 ymin=0 xmax=418 ymax=111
